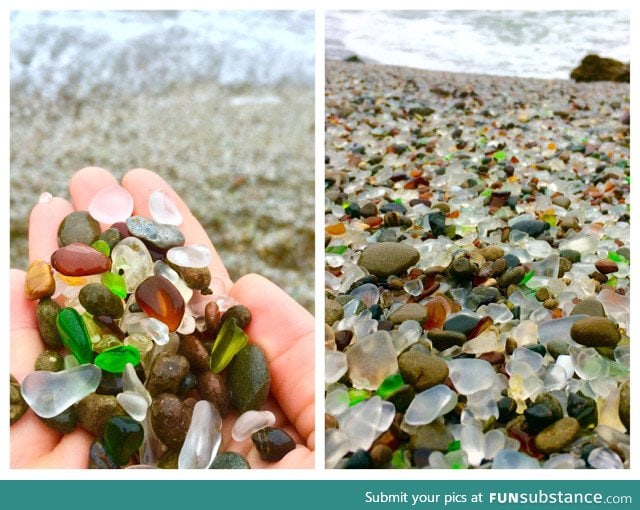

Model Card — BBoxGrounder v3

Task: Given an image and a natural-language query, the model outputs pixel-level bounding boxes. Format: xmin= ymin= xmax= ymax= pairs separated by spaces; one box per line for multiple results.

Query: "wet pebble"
xmin=76 ymin=393 xmax=126 ymax=437
xmin=146 ymin=353 xmax=190 ymax=397
xmin=57 ymin=211 xmax=101 ymax=247
xmin=251 ymin=427 xmax=296 ymax=462
xmin=570 ymin=317 xmax=621 ymax=347
xmin=357 ymin=242 xmax=420 ymax=278
xmin=150 ymin=393 xmax=193 ymax=450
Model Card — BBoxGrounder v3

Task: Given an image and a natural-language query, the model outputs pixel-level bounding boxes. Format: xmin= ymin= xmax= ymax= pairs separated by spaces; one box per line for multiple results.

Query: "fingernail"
xmin=38 ymin=192 xmax=53 ymax=204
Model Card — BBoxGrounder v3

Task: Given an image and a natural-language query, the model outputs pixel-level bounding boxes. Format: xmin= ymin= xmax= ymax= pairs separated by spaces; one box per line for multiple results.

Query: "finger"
xmin=229 ymin=274 xmax=314 ymax=446
xmin=10 ymin=410 xmax=62 ymax=468
xmin=121 ymin=168 xmax=232 ymax=289
xmin=41 ymin=429 xmax=93 ymax=468
xmin=68 ymin=166 xmax=119 ymax=212
xmin=10 ymin=269 xmax=44 ymax=381
xmin=28 ymin=196 xmax=74 ymax=263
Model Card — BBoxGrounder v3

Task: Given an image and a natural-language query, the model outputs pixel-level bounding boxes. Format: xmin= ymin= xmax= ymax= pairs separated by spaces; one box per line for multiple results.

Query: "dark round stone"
xmin=150 ymin=393 xmax=192 ymax=450
xmin=221 ymin=305 xmax=252 ymax=330
xmin=76 ymin=393 xmax=125 ymax=437
xmin=177 ymin=372 xmax=197 ymax=397
xmin=96 ymin=371 xmax=124 ymax=396
xmin=345 ymin=449 xmax=372 ymax=468
xmin=210 ymin=452 xmax=251 ymax=469
xmin=34 ymin=350 xmax=64 ymax=372
xmin=79 ymin=283 xmax=124 ymax=319
xmin=524 ymin=404 xmax=556 ymax=433
xmin=227 ymin=344 xmax=271 ymax=413
xmin=567 ymin=392 xmax=598 ymax=429
xmin=146 ymin=353 xmax=190 ymax=397
xmin=196 ymin=371 xmax=231 ymax=417
xmin=57 ymin=211 xmax=101 ymax=247
xmin=251 ymin=427 xmax=296 ymax=462
xmin=36 ymin=298 xmax=63 ymax=348
xmin=10 ymin=375 xmax=28 ymax=425
xmin=497 ymin=397 xmax=516 ymax=423
xmin=177 ymin=335 xmax=211 ymax=374
xmin=99 ymin=228 xmax=123 ymax=250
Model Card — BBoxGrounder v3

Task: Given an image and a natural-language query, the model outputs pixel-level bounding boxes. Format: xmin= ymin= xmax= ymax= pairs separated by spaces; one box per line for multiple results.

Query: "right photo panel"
xmin=325 ymin=10 xmax=630 ymax=469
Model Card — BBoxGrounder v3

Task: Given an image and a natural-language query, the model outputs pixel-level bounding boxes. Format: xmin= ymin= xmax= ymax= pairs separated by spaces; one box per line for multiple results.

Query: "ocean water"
xmin=326 ymin=10 xmax=629 ymax=79
xmin=11 ymin=10 xmax=314 ymax=100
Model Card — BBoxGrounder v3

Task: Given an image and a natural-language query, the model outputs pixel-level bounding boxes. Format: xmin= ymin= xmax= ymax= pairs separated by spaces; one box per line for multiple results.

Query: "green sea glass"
xmin=348 ymin=388 xmax=370 ymax=406
xmin=95 ymin=345 xmax=140 ymax=373
xmin=91 ymin=240 xmax=111 ymax=257
xmin=375 ymin=373 xmax=404 ymax=399
xmin=210 ymin=318 xmax=248 ymax=373
xmin=104 ymin=416 xmax=144 ymax=466
xmin=56 ymin=307 xmax=93 ymax=364
xmin=102 ymin=272 xmax=127 ymax=299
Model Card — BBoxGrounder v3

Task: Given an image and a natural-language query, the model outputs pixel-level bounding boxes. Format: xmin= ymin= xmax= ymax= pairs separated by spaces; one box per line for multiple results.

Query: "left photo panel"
xmin=10 ymin=11 xmax=315 ymax=469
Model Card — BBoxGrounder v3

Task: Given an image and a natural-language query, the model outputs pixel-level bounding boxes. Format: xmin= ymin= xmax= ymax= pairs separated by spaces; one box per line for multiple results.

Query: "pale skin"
xmin=11 ymin=167 xmax=315 ymax=469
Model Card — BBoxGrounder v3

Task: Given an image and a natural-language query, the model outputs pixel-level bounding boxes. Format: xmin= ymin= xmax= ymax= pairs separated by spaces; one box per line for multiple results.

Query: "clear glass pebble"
xmin=466 ymin=389 xmax=499 ymax=420
xmin=492 ymin=450 xmax=540 ymax=469
xmin=21 ymin=364 xmax=101 ymax=418
xmin=166 ymin=245 xmax=211 ymax=269
xmin=231 ymin=410 xmax=276 ymax=442
xmin=447 ymin=358 xmax=496 ymax=395
xmin=588 ymin=447 xmax=624 ymax=469
xmin=149 ymin=189 xmax=183 ymax=226
xmin=117 ymin=392 xmax=150 ymax=422
xmin=403 ymin=279 xmax=423 ymax=297
xmin=404 ymin=384 xmax=457 ymax=426
xmin=88 ymin=184 xmax=134 ymax=224
xmin=338 ymin=396 xmax=393 ymax=452
xmin=537 ymin=315 xmax=587 ymax=345
xmin=325 ymin=350 xmax=348 ymax=385
xmin=325 ymin=386 xmax=350 ymax=416
xmin=397 ymin=320 xmax=421 ymax=344
xmin=346 ymin=331 xmax=398 ymax=390
xmin=570 ymin=346 xmax=609 ymax=380
xmin=484 ymin=429 xmax=506 ymax=460
xmin=138 ymin=317 xmax=170 ymax=346
xmin=349 ymin=283 xmax=380 ymax=307
xmin=543 ymin=454 xmax=584 ymax=469
xmin=178 ymin=400 xmax=222 ymax=469
xmin=459 ymin=424 xmax=486 ymax=467
xmin=325 ymin=429 xmax=350 ymax=469
xmin=111 ymin=237 xmax=154 ymax=293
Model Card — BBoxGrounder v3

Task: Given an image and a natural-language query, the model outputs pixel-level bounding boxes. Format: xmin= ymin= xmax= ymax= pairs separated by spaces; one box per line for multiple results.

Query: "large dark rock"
xmin=570 ymin=55 xmax=629 ymax=83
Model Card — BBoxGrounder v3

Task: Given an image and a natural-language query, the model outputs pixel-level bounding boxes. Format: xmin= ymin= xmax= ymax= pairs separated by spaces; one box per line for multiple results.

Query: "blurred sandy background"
xmin=10 ymin=11 xmax=314 ymax=312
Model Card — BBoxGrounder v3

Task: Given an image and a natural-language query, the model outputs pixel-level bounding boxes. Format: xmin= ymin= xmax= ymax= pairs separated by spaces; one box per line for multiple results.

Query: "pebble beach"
xmin=11 ymin=82 xmax=315 ymax=312
xmin=325 ymin=61 xmax=630 ymax=469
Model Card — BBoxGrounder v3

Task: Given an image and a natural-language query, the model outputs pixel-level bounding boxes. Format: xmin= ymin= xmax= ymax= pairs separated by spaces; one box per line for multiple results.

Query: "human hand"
xmin=10 ymin=166 xmax=315 ymax=469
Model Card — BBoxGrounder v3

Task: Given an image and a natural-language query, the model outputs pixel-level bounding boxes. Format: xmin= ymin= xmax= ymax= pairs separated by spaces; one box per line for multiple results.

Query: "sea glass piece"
xmin=210 ymin=318 xmax=248 ymax=373
xmin=94 ymin=345 xmax=141 ymax=373
xmin=404 ymin=384 xmax=457 ymax=425
xmin=231 ymin=410 xmax=276 ymax=442
xmin=88 ymin=184 xmax=134 ymax=224
xmin=138 ymin=318 xmax=170 ymax=346
xmin=149 ymin=189 xmax=183 ymax=226
xmin=51 ymin=243 xmax=112 ymax=276
xmin=338 ymin=396 xmax=394 ymax=452
xmin=167 ymin=245 xmax=211 ymax=269
xmin=21 ymin=364 xmax=101 ymax=418
xmin=348 ymin=388 xmax=370 ymax=406
xmin=447 ymin=358 xmax=496 ymax=395
xmin=135 ymin=275 xmax=185 ymax=332
xmin=117 ymin=392 xmax=150 ymax=423
xmin=346 ymin=330 xmax=398 ymax=390
xmin=102 ymin=272 xmax=127 ymax=299
xmin=375 ymin=373 xmax=404 ymax=399
xmin=104 ymin=415 xmax=144 ymax=466
xmin=178 ymin=400 xmax=222 ymax=469
xmin=56 ymin=307 xmax=93 ymax=364
xmin=492 ymin=449 xmax=540 ymax=469
xmin=91 ymin=240 xmax=111 ymax=256
xmin=154 ymin=260 xmax=193 ymax=303
xmin=111 ymin=237 xmax=154 ymax=293
xmin=326 ymin=350 xmax=348 ymax=384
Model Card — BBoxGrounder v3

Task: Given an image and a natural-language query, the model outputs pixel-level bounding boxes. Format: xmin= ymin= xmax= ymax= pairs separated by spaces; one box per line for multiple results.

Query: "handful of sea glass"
xmin=14 ymin=185 xmax=296 ymax=468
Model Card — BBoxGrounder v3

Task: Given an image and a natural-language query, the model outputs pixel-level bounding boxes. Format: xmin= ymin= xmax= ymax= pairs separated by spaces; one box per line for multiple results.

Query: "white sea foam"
xmin=11 ymin=10 xmax=314 ymax=100
xmin=326 ymin=10 xmax=629 ymax=79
